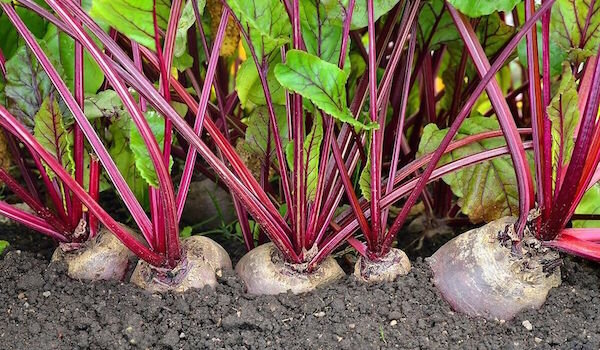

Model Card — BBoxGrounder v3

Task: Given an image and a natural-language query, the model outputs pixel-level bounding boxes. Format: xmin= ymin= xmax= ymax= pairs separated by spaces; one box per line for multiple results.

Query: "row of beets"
xmin=0 ymin=0 xmax=599 ymax=323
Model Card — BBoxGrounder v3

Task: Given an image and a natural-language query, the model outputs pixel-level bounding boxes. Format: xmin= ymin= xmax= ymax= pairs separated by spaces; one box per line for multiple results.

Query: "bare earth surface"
xmin=0 ymin=224 xmax=599 ymax=349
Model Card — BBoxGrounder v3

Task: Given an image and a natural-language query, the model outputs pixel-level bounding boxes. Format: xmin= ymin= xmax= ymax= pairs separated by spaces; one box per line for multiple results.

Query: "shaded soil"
xmin=1 ymin=225 xmax=599 ymax=349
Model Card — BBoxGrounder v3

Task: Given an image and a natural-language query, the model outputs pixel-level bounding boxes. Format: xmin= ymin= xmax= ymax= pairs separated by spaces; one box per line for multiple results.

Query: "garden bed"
xmin=1 ymin=224 xmax=599 ymax=349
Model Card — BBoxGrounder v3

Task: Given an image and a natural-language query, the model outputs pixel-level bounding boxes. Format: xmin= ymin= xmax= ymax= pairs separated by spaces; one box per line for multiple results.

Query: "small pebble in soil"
xmin=42 ymin=291 xmax=51 ymax=298
xmin=535 ymin=337 xmax=542 ymax=343
xmin=522 ymin=320 xmax=533 ymax=331
xmin=390 ymin=320 xmax=398 ymax=326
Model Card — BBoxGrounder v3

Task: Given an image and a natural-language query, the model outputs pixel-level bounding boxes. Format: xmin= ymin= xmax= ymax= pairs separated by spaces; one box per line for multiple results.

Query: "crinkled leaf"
xmin=228 ymin=0 xmax=290 ymax=60
xmin=236 ymin=55 xmax=285 ymax=108
xmin=33 ymin=96 xmax=74 ymax=177
xmin=275 ymin=50 xmax=377 ymax=130
xmin=574 ymin=184 xmax=600 ymax=228
xmin=4 ymin=44 xmax=59 ymax=128
xmin=89 ymin=0 xmax=170 ymax=50
xmin=129 ymin=110 xmax=173 ymax=187
xmin=417 ymin=117 xmax=519 ymax=223
xmin=551 ymin=0 xmax=600 ymax=64
xmin=548 ymin=65 xmax=579 ymax=183
xmin=321 ymin=0 xmax=401 ymax=29
xmin=447 ymin=0 xmax=520 ymax=17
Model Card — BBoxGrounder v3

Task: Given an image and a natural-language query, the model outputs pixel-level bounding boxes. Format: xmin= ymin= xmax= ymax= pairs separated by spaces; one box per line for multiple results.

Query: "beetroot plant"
xmin=405 ymin=0 xmax=600 ymax=320
xmin=0 ymin=0 xmax=236 ymax=290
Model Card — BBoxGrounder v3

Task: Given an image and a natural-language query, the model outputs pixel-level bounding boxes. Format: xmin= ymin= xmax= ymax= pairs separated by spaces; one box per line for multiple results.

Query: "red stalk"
xmin=383 ymin=23 xmax=417 ymax=226
xmin=4 ymin=2 xmax=155 ymax=242
xmin=449 ymin=6 xmax=534 ymax=237
xmin=0 ymin=105 xmax=164 ymax=265
xmin=88 ymin=155 xmax=100 ymax=238
xmin=310 ymin=142 xmax=534 ymax=268
xmin=71 ymin=0 xmax=84 ymax=229
xmin=0 ymin=200 xmax=67 ymax=241
xmin=0 ymin=168 xmax=70 ymax=235
xmin=544 ymin=47 xmax=600 ymax=239
xmin=379 ymin=1 xmax=554 ymax=253
xmin=367 ymin=0 xmax=383 ymax=252
xmin=176 ymin=10 xmax=228 ymax=221
xmin=47 ymin=0 xmax=181 ymax=265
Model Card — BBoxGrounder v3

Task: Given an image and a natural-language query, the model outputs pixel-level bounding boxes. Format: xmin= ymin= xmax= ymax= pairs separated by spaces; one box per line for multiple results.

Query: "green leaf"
xmin=228 ymin=0 xmax=291 ymax=60
xmin=417 ymin=117 xmax=520 ymax=223
xmin=0 ymin=3 xmax=49 ymax=59
xmin=43 ymin=25 xmax=105 ymax=94
xmin=108 ymin=116 xmax=149 ymax=206
xmin=180 ymin=226 xmax=193 ymax=238
xmin=359 ymin=137 xmax=372 ymax=201
xmin=33 ymin=96 xmax=74 ymax=177
xmin=89 ymin=0 xmax=171 ymax=50
xmin=4 ymin=44 xmax=58 ymax=128
xmin=304 ymin=113 xmax=323 ymax=200
xmin=284 ymin=112 xmax=324 ymax=201
xmin=548 ymin=65 xmax=579 ymax=183
xmin=275 ymin=50 xmax=377 ymax=130
xmin=574 ymin=184 xmax=600 ymax=228
xmin=447 ymin=0 xmax=520 ymax=17
xmin=0 ymin=240 xmax=8 ymax=255
xmin=417 ymin=0 xmax=460 ymax=50
xmin=551 ymin=0 xmax=600 ymax=64
xmin=236 ymin=55 xmax=286 ymax=108
xmin=129 ymin=110 xmax=173 ymax=188
xmin=174 ymin=0 xmax=206 ymax=58
xmin=321 ymin=0 xmax=401 ymax=30
xmin=517 ymin=22 xmax=566 ymax=77
xmin=299 ymin=0 xmax=347 ymax=68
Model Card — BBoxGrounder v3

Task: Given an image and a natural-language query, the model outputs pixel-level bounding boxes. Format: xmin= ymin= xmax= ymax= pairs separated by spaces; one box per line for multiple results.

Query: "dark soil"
xmin=1 ymin=224 xmax=599 ymax=349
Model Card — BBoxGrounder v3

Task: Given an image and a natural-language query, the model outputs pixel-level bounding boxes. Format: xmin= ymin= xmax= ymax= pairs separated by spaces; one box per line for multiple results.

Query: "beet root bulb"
xmin=428 ymin=216 xmax=561 ymax=320
xmin=130 ymin=235 xmax=231 ymax=293
xmin=235 ymin=243 xmax=345 ymax=295
xmin=51 ymin=226 xmax=136 ymax=281
xmin=354 ymin=248 xmax=411 ymax=283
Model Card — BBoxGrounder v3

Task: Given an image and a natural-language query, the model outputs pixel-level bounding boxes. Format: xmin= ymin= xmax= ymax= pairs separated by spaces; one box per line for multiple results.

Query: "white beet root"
xmin=428 ymin=216 xmax=561 ymax=320
xmin=235 ymin=243 xmax=345 ymax=295
xmin=51 ymin=226 xmax=137 ymax=281
xmin=130 ymin=235 xmax=231 ymax=293
xmin=354 ymin=248 xmax=411 ymax=283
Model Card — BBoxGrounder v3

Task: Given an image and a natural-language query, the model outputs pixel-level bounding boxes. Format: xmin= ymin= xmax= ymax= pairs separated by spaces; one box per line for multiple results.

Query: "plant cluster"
xmin=0 ymin=0 xmax=598 ymax=318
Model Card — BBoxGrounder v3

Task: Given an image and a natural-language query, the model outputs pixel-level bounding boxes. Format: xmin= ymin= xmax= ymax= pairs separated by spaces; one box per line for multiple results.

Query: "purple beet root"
xmin=428 ymin=216 xmax=561 ymax=320
xmin=130 ymin=235 xmax=231 ymax=293
xmin=236 ymin=243 xmax=345 ymax=295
